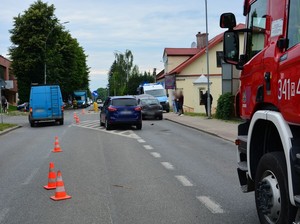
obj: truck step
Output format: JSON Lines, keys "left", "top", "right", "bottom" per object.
{"left": 238, "top": 161, "right": 248, "bottom": 171}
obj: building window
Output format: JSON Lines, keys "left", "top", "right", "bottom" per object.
{"left": 216, "top": 51, "right": 224, "bottom": 67}
{"left": 0, "top": 65, "right": 5, "bottom": 80}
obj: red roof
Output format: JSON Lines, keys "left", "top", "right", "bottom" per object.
{"left": 160, "top": 24, "right": 245, "bottom": 78}
{"left": 164, "top": 48, "right": 200, "bottom": 56}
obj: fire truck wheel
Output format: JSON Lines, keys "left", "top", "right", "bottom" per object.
{"left": 255, "top": 152, "right": 297, "bottom": 224}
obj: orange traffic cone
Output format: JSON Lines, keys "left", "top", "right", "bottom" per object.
{"left": 75, "top": 116, "right": 80, "bottom": 124}
{"left": 44, "top": 162, "right": 56, "bottom": 190}
{"left": 81, "top": 109, "right": 85, "bottom": 115}
{"left": 50, "top": 170, "right": 72, "bottom": 201}
{"left": 52, "top": 136, "right": 62, "bottom": 153}
{"left": 73, "top": 112, "right": 77, "bottom": 119}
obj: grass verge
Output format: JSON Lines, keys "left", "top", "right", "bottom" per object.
{"left": 0, "top": 123, "right": 17, "bottom": 131}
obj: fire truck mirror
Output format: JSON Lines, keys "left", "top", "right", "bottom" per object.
{"left": 223, "top": 31, "right": 239, "bottom": 64}
{"left": 220, "top": 13, "right": 236, "bottom": 29}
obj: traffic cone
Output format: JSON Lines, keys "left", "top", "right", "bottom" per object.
{"left": 52, "top": 136, "right": 62, "bottom": 153}
{"left": 81, "top": 109, "right": 85, "bottom": 115}
{"left": 73, "top": 112, "right": 77, "bottom": 119}
{"left": 44, "top": 162, "right": 56, "bottom": 190}
{"left": 50, "top": 170, "right": 72, "bottom": 201}
{"left": 75, "top": 116, "right": 80, "bottom": 124}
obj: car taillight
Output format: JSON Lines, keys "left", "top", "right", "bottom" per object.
{"left": 29, "top": 108, "right": 32, "bottom": 113}
{"left": 61, "top": 106, "right": 64, "bottom": 112}
{"left": 134, "top": 106, "right": 142, "bottom": 111}
{"left": 108, "top": 106, "right": 117, "bottom": 112}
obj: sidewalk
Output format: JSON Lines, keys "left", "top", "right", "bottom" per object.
{"left": 163, "top": 113, "right": 239, "bottom": 143}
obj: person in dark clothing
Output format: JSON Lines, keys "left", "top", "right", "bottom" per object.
{"left": 1, "top": 95, "right": 8, "bottom": 113}
{"left": 203, "top": 91, "right": 213, "bottom": 116}
{"left": 177, "top": 91, "right": 184, "bottom": 116}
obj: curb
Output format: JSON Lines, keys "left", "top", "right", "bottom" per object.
{"left": 164, "top": 118, "right": 235, "bottom": 143}
{"left": 0, "top": 125, "right": 21, "bottom": 136}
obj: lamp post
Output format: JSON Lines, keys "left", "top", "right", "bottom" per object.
{"left": 204, "top": 0, "right": 211, "bottom": 118}
{"left": 44, "top": 21, "right": 69, "bottom": 84}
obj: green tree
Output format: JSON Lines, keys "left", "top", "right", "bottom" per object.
{"left": 107, "top": 50, "right": 154, "bottom": 95}
{"left": 9, "top": 0, "right": 89, "bottom": 102}
{"left": 96, "top": 88, "right": 108, "bottom": 101}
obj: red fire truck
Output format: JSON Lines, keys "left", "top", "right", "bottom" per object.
{"left": 220, "top": 0, "right": 300, "bottom": 223}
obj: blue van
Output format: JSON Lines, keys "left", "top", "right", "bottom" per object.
{"left": 28, "top": 85, "right": 64, "bottom": 127}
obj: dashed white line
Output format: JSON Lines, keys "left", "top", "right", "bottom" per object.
{"left": 143, "top": 145, "right": 153, "bottom": 150}
{"left": 150, "top": 152, "right": 161, "bottom": 158}
{"left": 22, "top": 168, "right": 39, "bottom": 185}
{"left": 197, "top": 196, "right": 225, "bottom": 214}
{"left": 137, "top": 139, "right": 146, "bottom": 143}
{"left": 175, "top": 175, "right": 194, "bottom": 186}
{"left": 161, "top": 162, "right": 175, "bottom": 170}
{"left": 0, "top": 208, "right": 9, "bottom": 223}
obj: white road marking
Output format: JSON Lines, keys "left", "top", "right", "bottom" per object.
{"left": 175, "top": 175, "right": 194, "bottom": 186}
{"left": 150, "top": 152, "right": 161, "bottom": 158}
{"left": 161, "top": 162, "right": 174, "bottom": 170}
{"left": 137, "top": 139, "right": 146, "bottom": 143}
{"left": 22, "top": 168, "right": 39, "bottom": 185}
{"left": 197, "top": 196, "right": 225, "bottom": 214}
{"left": 143, "top": 145, "right": 153, "bottom": 150}
{"left": 0, "top": 208, "right": 9, "bottom": 223}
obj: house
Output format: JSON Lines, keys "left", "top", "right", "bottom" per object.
{"left": 157, "top": 24, "right": 244, "bottom": 114}
{"left": 0, "top": 55, "right": 18, "bottom": 106}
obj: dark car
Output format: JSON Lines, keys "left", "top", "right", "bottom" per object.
{"left": 135, "top": 94, "right": 163, "bottom": 120}
{"left": 100, "top": 96, "right": 142, "bottom": 130}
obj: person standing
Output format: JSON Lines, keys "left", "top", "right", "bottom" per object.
{"left": 177, "top": 91, "right": 184, "bottom": 116}
{"left": 1, "top": 95, "right": 8, "bottom": 113}
{"left": 203, "top": 91, "right": 213, "bottom": 116}
{"left": 172, "top": 91, "right": 178, "bottom": 113}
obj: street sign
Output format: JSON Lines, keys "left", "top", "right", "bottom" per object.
{"left": 92, "top": 90, "right": 98, "bottom": 97}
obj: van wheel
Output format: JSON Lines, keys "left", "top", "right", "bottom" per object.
{"left": 30, "top": 121, "right": 34, "bottom": 127}
{"left": 255, "top": 152, "right": 297, "bottom": 224}
{"left": 59, "top": 119, "right": 64, "bottom": 125}
{"left": 158, "top": 115, "right": 163, "bottom": 120}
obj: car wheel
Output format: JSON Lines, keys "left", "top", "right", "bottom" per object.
{"left": 105, "top": 119, "right": 111, "bottom": 130}
{"left": 255, "top": 152, "right": 297, "bottom": 224}
{"left": 158, "top": 115, "right": 163, "bottom": 120}
{"left": 136, "top": 123, "right": 142, "bottom": 130}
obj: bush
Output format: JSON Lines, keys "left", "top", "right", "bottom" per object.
{"left": 216, "top": 92, "right": 234, "bottom": 120}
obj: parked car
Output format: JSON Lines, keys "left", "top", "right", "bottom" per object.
{"left": 100, "top": 96, "right": 142, "bottom": 130}
{"left": 17, "top": 102, "right": 29, "bottom": 112}
{"left": 135, "top": 94, "right": 163, "bottom": 120}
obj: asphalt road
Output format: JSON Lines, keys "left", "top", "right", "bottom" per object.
{"left": 0, "top": 110, "right": 259, "bottom": 223}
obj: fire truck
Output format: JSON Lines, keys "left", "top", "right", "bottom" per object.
{"left": 220, "top": 0, "right": 300, "bottom": 223}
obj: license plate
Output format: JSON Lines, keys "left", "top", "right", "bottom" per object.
{"left": 120, "top": 111, "right": 132, "bottom": 115}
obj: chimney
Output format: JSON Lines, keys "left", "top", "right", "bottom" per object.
{"left": 196, "top": 32, "right": 208, "bottom": 49}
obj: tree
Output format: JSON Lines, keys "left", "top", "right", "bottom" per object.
{"left": 107, "top": 50, "right": 154, "bottom": 96}
{"left": 9, "top": 0, "right": 89, "bottom": 102}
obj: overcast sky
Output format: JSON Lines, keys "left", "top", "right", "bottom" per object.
{"left": 0, "top": 0, "right": 244, "bottom": 91}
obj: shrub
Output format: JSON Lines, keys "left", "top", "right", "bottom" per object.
{"left": 216, "top": 92, "right": 234, "bottom": 120}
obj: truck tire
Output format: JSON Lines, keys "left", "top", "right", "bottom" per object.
{"left": 255, "top": 152, "right": 297, "bottom": 224}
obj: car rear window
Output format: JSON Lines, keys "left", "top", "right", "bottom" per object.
{"left": 141, "top": 99, "right": 159, "bottom": 105}
{"left": 112, "top": 98, "right": 137, "bottom": 106}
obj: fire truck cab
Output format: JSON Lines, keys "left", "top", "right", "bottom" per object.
{"left": 220, "top": 0, "right": 300, "bottom": 223}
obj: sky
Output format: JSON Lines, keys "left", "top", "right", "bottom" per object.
{"left": 0, "top": 0, "right": 244, "bottom": 92}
